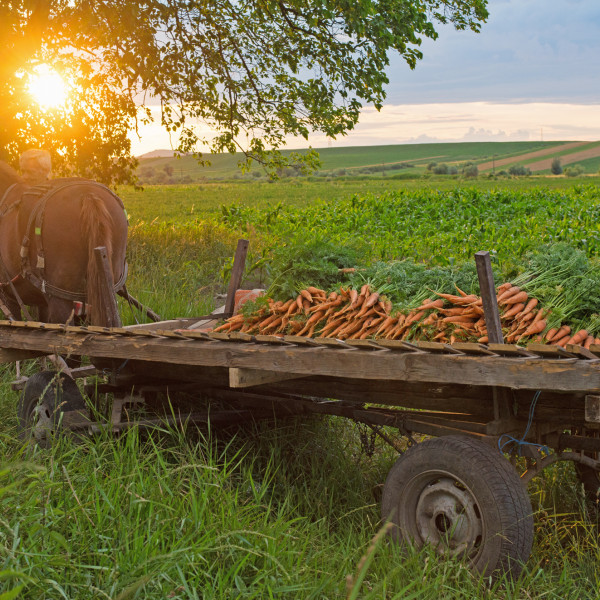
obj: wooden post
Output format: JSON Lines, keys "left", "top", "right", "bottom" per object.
{"left": 224, "top": 239, "right": 249, "bottom": 318}
{"left": 474, "top": 251, "right": 503, "bottom": 344}
{"left": 475, "top": 251, "right": 514, "bottom": 423}
{"left": 93, "top": 246, "right": 122, "bottom": 328}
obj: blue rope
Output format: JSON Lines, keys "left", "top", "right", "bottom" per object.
{"left": 498, "top": 390, "right": 551, "bottom": 456}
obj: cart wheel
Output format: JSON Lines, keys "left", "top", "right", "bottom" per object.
{"left": 17, "top": 371, "right": 87, "bottom": 447}
{"left": 381, "top": 435, "right": 533, "bottom": 579}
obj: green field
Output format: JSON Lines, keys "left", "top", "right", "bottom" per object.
{"left": 136, "top": 141, "right": 600, "bottom": 183}
{"left": 3, "top": 177, "right": 600, "bottom": 597}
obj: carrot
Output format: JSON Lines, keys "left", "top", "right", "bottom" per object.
{"left": 523, "top": 319, "right": 547, "bottom": 337}
{"left": 365, "top": 292, "right": 380, "bottom": 308}
{"left": 375, "top": 316, "right": 396, "bottom": 335}
{"left": 497, "top": 285, "right": 520, "bottom": 303}
{"left": 501, "top": 291, "right": 528, "bottom": 306}
{"left": 567, "top": 329, "right": 588, "bottom": 346}
{"left": 552, "top": 324, "right": 571, "bottom": 340}
{"left": 554, "top": 334, "right": 571, "bottom": 347}
{"left": 451, "top": 294, "right": 479, "bottom": 305}
{"left": 520, "top": 297, "right": 538, "bottom": 316}
{"left": 306, "top": 286, "right": 325, "bottom": 296}
{"left": 262, "top": 317, "right": 283, "bottom": 332}
{"left": 434, "top": 292, "right": 464, "bottom": 303}
{"left": 442, "top": 316, "right": 476, "bottom": 324}
{"left": 417, "top": 298, "right": 444, "bottom": 311}
{"left": 302, "top": 310, "right": 326, "bottom": 329}
{"left": 300, "top": 289, "right": 313, "bottom": 303}
{"left": 544, "top": 327, "right": 558, "bottom": 342}
{"left": 438, "top": 307, "right": 469, "bottom": 317}
{"left": 519, "top": 311, "right": 536, "bottom": 323}
{"left": 478, "top": 335, "right": 489, "bottom": 344}
{"left": 454, "top": 284, "right": 469, "bottom": 297}
{"left": 502, "top": 303, "right": 525, "bottom": 320}
{"left": 422, "top": 313, "right": 439, "bottom": 326}
{"left": 496, "top": 282, "right": 513, "bottom": 294}
{"left": 288, "top": 320, "right": 303, "bottom": 333}
{"left": 584, "top": 335, "right": 594, "bottom": 349}
{"left": 360, "top": 284, "right": 371, "bottom": 297}
{"left": 348, "top": 288, "right": 359, "bottom": 306}
{"left": 295, "top": 294, "right": 303, "bottom": 311}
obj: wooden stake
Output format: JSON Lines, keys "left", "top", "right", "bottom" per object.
{"left": 475, "top": 251, "right": 503, "bottom": 344}
{"left": 224, "top": 239, "right": 249, "bottom": 318}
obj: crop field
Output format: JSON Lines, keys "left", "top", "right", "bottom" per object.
{"left": 2, "top": 177, "right": 600, "bottom": 598}
{"left": 136, "top": 140, "right": 600, "bottom": 182}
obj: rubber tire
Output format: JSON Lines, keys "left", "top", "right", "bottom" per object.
{"left": 17, "top": 371, "right": 87, "bottom": 447}
{"left": 381, "top": 435, "right": 533, "bottom": 580}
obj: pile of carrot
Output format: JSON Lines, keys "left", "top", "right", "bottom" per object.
{"left": 212, "top": 283, "right": 600, "bottom": 347}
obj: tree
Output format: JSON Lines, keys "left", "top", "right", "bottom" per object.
{"left": 508, "top": 165, "right": 531, "bottom": 177}
{"left": 550, "top": 157, "right": 562, "bottom": 175}
{"left": 463, "top": 164, "right": 478, "bottom": 178}
{"left": 1, "top": 1, "right": 488, "bottom": 184}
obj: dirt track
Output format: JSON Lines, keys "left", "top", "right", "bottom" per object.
{"left": 477, "top": 142, "right": 589, "bottom": 171}
{"left": 526, "top": 145, "right": 600, "bottom": 172}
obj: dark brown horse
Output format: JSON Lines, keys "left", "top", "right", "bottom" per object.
{"left": 0, "top": 160, "right": 128, "bottom": 326}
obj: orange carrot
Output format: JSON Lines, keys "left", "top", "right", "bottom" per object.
{"left": 553, "top": 324, "right": 571, "bottom": 340}
{"left": 584, "top": 335, "right": 594, "bottom": 349}
{"left": 300, "top": 289, "right": 313, "bottom": 303}
{"left": 502, "top": 303, "right": 525, "bottom": 319}
{"left": 523, "top": 319, "right": 547, "bottom": 337}
{"left": 478, "top": 335, "right": 489, "bottom": 343}
{"left": 567, "top": 329, "right": 588, "bottom": 345}
{"left": 496, "top": 282, "right": 513, "bottom": 294}
{"left": 365, "top": 292, "right": 380, "bottom": 308}
{"left": 520, "top": 297, "right": 538, "bottom": 316}
{"left": 418, "top": 298, "right": 445, "bottom": 311}
{"left": 497, "top": 286, "right": 520, "bottom": 303}
{"left": 554, "top": 334, "right": 571, "bottom": 347}
{"left": 442, "top": 316, "right": 476, "bottom": 324}
{"left": 306, "top": 286, "right": 325, "bottom": 296}
{"left": 544, "top": 328, "right": 558, "bottom": 342}
{"left": 501, "top": 291, "right": 528, "bottom": 306}
{"left": 454, "top": 284, "right": 469, "bottom": 297}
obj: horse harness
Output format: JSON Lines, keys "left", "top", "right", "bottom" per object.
{"left": 0, "top": 178, "right": 128, "bottom": 305}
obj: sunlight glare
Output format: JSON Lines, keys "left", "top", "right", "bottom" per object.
{"left": 27, "top": 64, "right": 68, "bottom": 109}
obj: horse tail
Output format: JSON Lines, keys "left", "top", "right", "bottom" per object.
{"left": 80, "top": 193, "right": 115, "bottom": 326}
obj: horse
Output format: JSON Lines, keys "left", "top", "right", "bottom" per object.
{"left": 0, "top": 160, "right": 128, "bottom": 326}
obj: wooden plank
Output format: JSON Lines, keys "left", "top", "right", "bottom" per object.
{"left": 413, "top": 341, "right": 463, "bottom": 354}
{"left": 229, "top": 367, "right": 305, "bottom": 388}
{"left": 475, "top": 251, "right": 503, "bottom": 344}
{"left": 1, "top": 325, "right": 599, "bottom": 392}
{"left": 0, "top": 348, "right": 47, "bottom": 364}
{"left": 93, "top": 246, "right": 122, "bottom": 328}
{"left": 487, "top": 343, "right": 538, "bottom": 357}
{"left": 566, "top": 344, "right": 600, "bottom": 361}
{"left": 526, "top": 343, "right": 577, "bottom": 358}
{"left": 452, "top": 342, "right": 498, "bottom": 356}
{"left": 224, "top": 239, "right": 249, "bottom": 317}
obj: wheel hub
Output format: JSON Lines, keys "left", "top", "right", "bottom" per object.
{"left": 31, "top": 402, "right": 53, "bottom": 444}
{"left": 415, "top": 476, "right": 482, "bottom": 557}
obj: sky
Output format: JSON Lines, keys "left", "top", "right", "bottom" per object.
{"left": 129, "top": 0, "right": 600, "bottom": 155}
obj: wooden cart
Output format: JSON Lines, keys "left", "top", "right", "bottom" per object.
{"left": 3, "top": 317, "right": 600, "bottom": 579}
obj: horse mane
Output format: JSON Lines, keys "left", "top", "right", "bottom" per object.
{"left": 0, "top": 160, "right": 22, "bottom": 185}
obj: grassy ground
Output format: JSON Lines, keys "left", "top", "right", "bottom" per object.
{"left": 3, "top": 177, "right": 600, "bottom": 597}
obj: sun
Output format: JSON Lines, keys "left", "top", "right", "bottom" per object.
{"left": 26, "top": 64, "right": 68, "bottom": 110}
